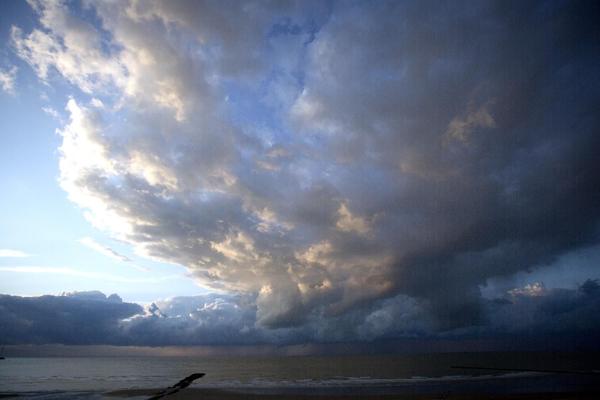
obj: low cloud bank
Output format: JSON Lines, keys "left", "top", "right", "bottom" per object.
{"left": 0, "top": 291, "right": 141, "bottom": 344}
{"left": 1, "top": 284, "right": 599, "bottom": 350}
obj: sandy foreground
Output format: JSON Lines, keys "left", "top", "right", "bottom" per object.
{"left": 105, "top": 388, "right": 600, "bottom": 400}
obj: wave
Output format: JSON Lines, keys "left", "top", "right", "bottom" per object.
{"left": 194, "top": 371, "right": 543, "bottom": 389}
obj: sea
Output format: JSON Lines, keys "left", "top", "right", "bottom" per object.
{"left": 1, "top": 352, "right": 599, "bottom": 399}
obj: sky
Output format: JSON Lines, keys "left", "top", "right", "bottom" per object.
{"left": 0, "top": 0, "right": 599, "bottom": 350}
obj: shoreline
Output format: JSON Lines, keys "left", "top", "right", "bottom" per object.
{"left": 2, "top": 373, "right": 599, "bottom": 399}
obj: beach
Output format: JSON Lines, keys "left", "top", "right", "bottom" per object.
{"left": 1, "top": 353, "right": 599, "bottom": 399}
{"left": 105, "top": 388, "right": 600, "bottom": 400}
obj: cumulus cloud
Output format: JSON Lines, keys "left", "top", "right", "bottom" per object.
{"left": 9, "top": 0, "right": 600, "bottom": 343}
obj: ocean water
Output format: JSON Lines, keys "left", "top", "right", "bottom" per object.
{"left": 1, "top": 352, "right": 599, "bottom": 398}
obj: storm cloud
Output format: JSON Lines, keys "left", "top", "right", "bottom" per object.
{"left": 4, "top": 0, "right": 600, "bottom": 345}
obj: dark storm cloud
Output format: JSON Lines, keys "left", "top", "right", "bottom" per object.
{"left": 292, "top": 0, "right": 600, "bottom": 328}
{"left": 477, "top": 280, "right": 600, "bottom": 350}
{"left": 0, "top": 291, "right": 141, "bottom": 344}
{"left": 8, "top": 0, "right": 600, "bottom": 345}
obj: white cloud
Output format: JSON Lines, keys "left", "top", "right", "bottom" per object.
{"left": 508, "top": 282, "right": 546, "bottom": 297}
{"left": 336, "top": 202, "right": 371, "bottom": 236}
{"left": 79, "top": 237, "right": 148, "bottom": 272}
{"left": 11, "top": 0, "right": 127, "bottom": 94}
{"left": 42, "top": 106, "right": 60, "bottom": 119}
{"left": 90, "top": 98, "right": 104, "bottom": 108}
{"left": 0, "top": 249, "right": 30, "bottom": 258}
{"left": 0, "top": 66, "right": 17, "bottom": 94}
